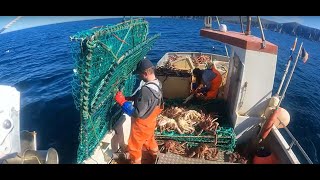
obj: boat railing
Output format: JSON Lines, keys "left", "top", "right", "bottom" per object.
{"left": 167, "top": 52, "right": 229, "bottom": 61}
{"left": 278, "top": 118, "right": 313, "bottom": 164}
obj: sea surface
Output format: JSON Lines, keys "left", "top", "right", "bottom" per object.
{"left": 0, "top": 18, "right": 319, "bottom": 164}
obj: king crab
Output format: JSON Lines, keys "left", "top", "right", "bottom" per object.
{"left": 228, "top": 152, "right": 248, "bottom": 164}
{"left": 159, "top": 107, "right": 202, "bottom": 134}
{"left": 176, "top": 116, "right": 195, "bottom": 134}
{"left": 204, "top": 147, "right": 219, "bottom": 161}
{"left": 188, "top": 143, "right": 209, "bottom": 159}
{"left": 156, "top": 114, "right": 183, "bottom": 134}
{"left": 188, "top": 143, "right": 219, "bottom": 161}
{"left": 158, "top": 140, "right": 187, "bottom": 155}
{"left": 162, "top": 106, "right": 185, "bottom": 119}
{"left": 196, "top": 114, "right": 219, "bottom": 136}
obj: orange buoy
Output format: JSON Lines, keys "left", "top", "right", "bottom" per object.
{"left": 260, "top": 108, "right": 281, "bottom": 141}
{"left": 274, "top": 108, "right": 290, "bottom": 128}
{"left": 253, "top": 147, "right": 277, "bottom": 164}
{"left": 260, "top": 107, "right": 290, "bottom": 142}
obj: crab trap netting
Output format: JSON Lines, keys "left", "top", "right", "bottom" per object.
{"left": 70, "top": 18, "right": 160, "bottom": 163}
{"left": 155, "top": 98, "right": 236, "bottom": 152}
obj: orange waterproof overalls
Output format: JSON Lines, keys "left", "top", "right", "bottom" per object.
{"left": 204, "top": 67, "right": 222, "bottom": 100}
{"left": 127, "top": 85, "right": 163, "bottom": 164}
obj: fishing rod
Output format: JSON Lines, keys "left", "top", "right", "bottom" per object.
{"left": 258, "top": 42, "right": 303, "bottom": 147}
{"left": 276, "top": 37, "right": 298, "bottom": 96}
{"left": 0, "top": 16, "right": 22, "bottom": 34}
{"left": 277, "top": 42, "right": 303, "bottom": 109}
{"left": 257, "top": 43, "right": 304, "bottom": 144}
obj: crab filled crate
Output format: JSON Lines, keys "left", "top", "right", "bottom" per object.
{"left": 155, "top": 99, "right": 236, "bottom": 161}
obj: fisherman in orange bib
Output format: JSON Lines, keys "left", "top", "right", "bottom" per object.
{"left": 114, "top": 58, "right": 163, "bottom": 164}
{"left": 192, "top": 66, "right": 222, "bottom": 100}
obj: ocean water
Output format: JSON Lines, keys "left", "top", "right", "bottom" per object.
{"left": 0, "top": 18, "right": 319, "bottom": 164}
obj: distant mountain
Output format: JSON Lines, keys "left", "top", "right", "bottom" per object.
{"left": 264, "top": 22, "right": 320, "bottom": 41}
{"left": 161, "top": 16, "right": 320, "bottom": 42}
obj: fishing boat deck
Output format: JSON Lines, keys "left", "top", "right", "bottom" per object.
{"left": 156, "top": 152, "right": 238, "bottom": 164}
{"left": 109, "top": 151, "right": 240, "bottom": 164}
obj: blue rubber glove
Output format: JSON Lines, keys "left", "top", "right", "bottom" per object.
{"left": 199, "top": 87, "right": 208, "bottom": 93}
{"left": 192, "top": 83, "right": 198, "bottom": 90}
{"left": 121, "top": 101, "right": 135, "bottom": 116}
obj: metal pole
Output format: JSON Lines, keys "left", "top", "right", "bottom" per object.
{"left": 239, "top": 16, "right": 244, "bottom": 33}
{"left": 245, "top": 16, "right": 251, "bottom": 35}
{"left": 257, "top": 16, "right": 266, "bottom": 48}
{"left": 277, "top": 42, "right": 303, "bottom": 109}
{"left": 276, "top": 37, "right": 298, "bottom": 96}
{"left": 215, "top": 16, "right": 220, "bottom": 26}
{"left": 215, "top": 16, "right": 229, "bottom": 57}
{"left": 276, "top": 61, "right": 292, "bottom": 96}
{"left": 224, "top": 45, "right": 229, "bottom": 57}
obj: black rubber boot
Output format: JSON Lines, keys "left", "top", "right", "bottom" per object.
{"left": 112, "top": 152, "right": 129, "bottom": 160}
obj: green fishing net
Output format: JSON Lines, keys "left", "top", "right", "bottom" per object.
{"left": 70, "top": 18, "right": 160, "bottom": 163}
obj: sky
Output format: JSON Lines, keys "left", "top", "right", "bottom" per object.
{"left": 0, "top": 16, "right": 160, "bottom": 34}
{"left": 1, "top": 16, "right": 320, "bottom": 34}
{"left": 262, "top": 16, "right": 320, "bottom": 29}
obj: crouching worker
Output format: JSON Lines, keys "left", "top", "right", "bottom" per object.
{"left": 192, "top": 66, "right": 222, "bottom": 100}
{"left": 114, "top": 58, "right": 164, "bottom": 164}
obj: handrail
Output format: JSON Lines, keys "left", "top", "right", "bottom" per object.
{"left": 245, "top": 16, "right": 251, "bottom": 35}
{"left": 277, "top": 118, "right": 313, "bottom": 164}
{"left": 239, "top": 16, "right": 244, "bottom": 33}
{"left": 257, "top": 16, "right": 266, "bottom": 49}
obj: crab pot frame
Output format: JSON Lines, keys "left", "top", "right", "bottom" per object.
{"left": 155, "top": 127, "right": 236, "bottom": 152}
